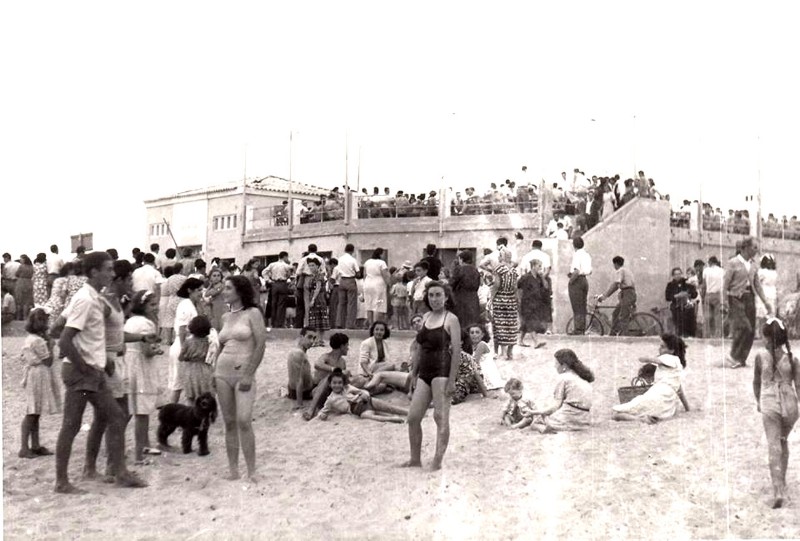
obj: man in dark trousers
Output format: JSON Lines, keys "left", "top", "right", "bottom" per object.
{"left": 596, "top": 256, "right": 636, "bottom": 336}
{"left": 567, "top": 237, "right": 592, "bottom": 334}
{"left": 723, "top": 236, "right": 773, "bottom": 368}
{"left": 421, "top": 243, "right": 443, "bottom": 281}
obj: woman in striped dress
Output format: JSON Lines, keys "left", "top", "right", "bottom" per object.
{"left": 491, "top": 250, "right": 519, "bottom": 360}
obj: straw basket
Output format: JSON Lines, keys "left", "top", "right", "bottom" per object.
{"left": 617, "top": 376, "right": 651, "bottom": 404}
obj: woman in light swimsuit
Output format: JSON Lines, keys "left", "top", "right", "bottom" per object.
{"left": 216, "top": 275, "right": 268, "bottom": 483}
{"left": 403, "top": 281, "right": 461, "bottom": 471}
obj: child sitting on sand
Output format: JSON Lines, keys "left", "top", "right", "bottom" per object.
{"left": 315, "top": 368, "right": 409, "bottom": 423}
{"left": 179, "top": 315, "right": 218, "bottom": 403}
{"left": 501, "top": 378, "right": 537, "bottom": 429}
{"left": 19, "top": 308, "right": 61, "bottom": 458}
{"left": 530, "top": 349, "right": 594, "bottom": 433}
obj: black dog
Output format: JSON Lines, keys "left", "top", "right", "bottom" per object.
{"left": 157, "top": 393, "right": 217, "bottom": 456}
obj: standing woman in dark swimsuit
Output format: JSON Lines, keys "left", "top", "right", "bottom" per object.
{"left": 403, "top": 281, "right": 461, "bottom": 470}
{"left": 216, "top": 276, "right": 268, "bottom": 483}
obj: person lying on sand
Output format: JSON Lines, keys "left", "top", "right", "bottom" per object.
{"left": 530, "top": 349, "right": 594, "bottom": 434}
{"left": 612, "top": 333, "right": 690, "bottom": 424}
{"left": 314, "top": 369, "right": 408, "bottom": 423}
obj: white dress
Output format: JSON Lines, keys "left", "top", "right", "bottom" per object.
{"left": 168, "top": 298, "right": 197, "bottom": 391}
{"left": 362, "top": 259, "right": 388, "bottom": 313}
{"left": 613, "top": 354, "right": 683, "bottom": 420}
{"left": 756, "top": 268, "right": 777, "bottom": 319}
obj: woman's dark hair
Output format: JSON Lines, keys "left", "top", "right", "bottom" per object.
{"left": 329, "top": 332, "right": 349, "bottom": 350}
{"left": 177, "top": 277, "right": 204, "bottom": 298}
{"left": 188, "top": 315, "right": 212, "bottom": 338}
{"left": 225, "top": 275, "right": 258, "bottom": 309}
{"left": 25, "top": 308, "right": 49, "bottom": 335}
{"left": 113, "top": 259, "right": 133, "bottom": 281}
{"left": 371, "top": 247, "right": 384, "bottom": 260}
{"left": 163, "top": 265, "right": 175, "bottom": 279}
{"left": 369, "top": 320, "right": 391, "bottom": 340}
{"left": 660, "top": 333, "right": 687, "bottom": 368}
{"left": 762, "top": 318, "right": 794, "bottom": 379}
{"left": 415, "top": 261, "right": 429, "bottom": 272}
{"left": 466, "top": 322, "right": 491, "bottom": 343}
{"left": 422, "top": 280, "right": 455, "bottom": 311}
{"left": 34, "top": 253, "right": 47, "bottom": 264}
{"left": 129, "top": 290, "right": 154, "bottom": 316}
{"left": 19, "top": 254, "right": 32, "bottom": 266}
{"left": 59, "top": 262, "right": 74, "bottom": 278}
{"left": 457, "top": 250, "right": 473, "bottom": 265}
{"left": 306, "top": 256, "right": 322, "bottom": 268}
{"left": 329, "top": 367, "right": 349, "bottom": 386}
{"left": 460, "top": 329, "right": 473, "bottom": 355}
{"left": 554, "top": 348, "right": 595, "bottom": 383}
{"left": 760, "top": 255, "right": 776, "bottom": 270}
{"left": 172, "top": 262, "right": 184, "bottom": 275}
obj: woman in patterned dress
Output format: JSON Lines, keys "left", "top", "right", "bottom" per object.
{"left": 64, "top": 259, "right": 87, "bottom": 308}
{"left": 15, "top": 254, "right": 34, "bottom": 320}
{"left": 32, "top": 253, "right": 49, "bottom": 307}
{"left": 451, "top": 330, "right": 489, "bottom": 405}
{"left": 306, "top": 257, "right": 330, "bottom": 338}
{"left": 43, "top": 262, "right": 74, "bottom": 328}
{"left": 490, "top": 249, "right": 519, "bottom": 360}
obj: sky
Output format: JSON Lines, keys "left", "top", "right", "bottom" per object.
{"left": 2, "top": 1, "right": 800, "bottom": 257}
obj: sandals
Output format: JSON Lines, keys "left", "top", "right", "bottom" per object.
{"left": 33, "top": 446, "right": 54, "bottom": 456}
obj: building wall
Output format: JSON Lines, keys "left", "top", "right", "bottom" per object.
{"left": 145, "top": 205, "right": 173, "bottom": 249}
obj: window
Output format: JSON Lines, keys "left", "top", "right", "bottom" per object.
{"left": 149, "top": 223, "right": 168, "bottom": 237}
{"left": 213, "top": 214, "right": 239, "bottom": 231}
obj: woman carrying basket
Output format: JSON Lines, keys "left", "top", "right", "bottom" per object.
{"left": 612, "top": 333, "right": 690, "bottom": 423}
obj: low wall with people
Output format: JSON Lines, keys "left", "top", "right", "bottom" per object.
{"left": 549, "top": 198, "right": 672, "bottom": 333}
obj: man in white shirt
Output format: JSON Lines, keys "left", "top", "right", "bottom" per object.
{"left": 701, "top": 255, "right": 725, "bottom": 338}
{"left": 47, "top": 244, "right": 65, "bottom": 296}
{"left": 263, "top": 251, "right": 293, "bottom": 328}
{"left": 150, "top": 243, "right": 164, "bottom": 270}
{"left": 336, "top": 243, "right": 360, "bottom": 329}
{"left": 131, "top": 253, "right": 164, "bottom": 320}
{"left": 55, "top": 251, "right": 146, "bottom": 493}
{"left": 554, "top": 223, "right": 570, "bottom": 240}
{"left": 568, "top": 237, "right": 592, "bottom": 335}
{"left": 518, "top": 240, "right": 552, "bottom": 277}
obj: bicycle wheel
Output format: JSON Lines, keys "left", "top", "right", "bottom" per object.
{"left": 627, "top": 312, "right": 663, "bottom": 336}
{"left": 565, "top": 314, "right": 604, "bottom": 336}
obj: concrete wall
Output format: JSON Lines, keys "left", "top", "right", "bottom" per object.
{"left": 548, "top": 198, "right": 672, "bottom": 333}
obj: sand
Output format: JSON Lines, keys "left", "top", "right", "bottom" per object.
{"left": 3, "top": 322, "right": 800, "bottom": 540}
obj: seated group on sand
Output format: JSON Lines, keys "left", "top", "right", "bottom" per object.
{"left": 284, "top": 317, "right": 694, "bottom": 430}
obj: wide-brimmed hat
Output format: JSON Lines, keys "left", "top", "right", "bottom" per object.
{"left": 401, "top": 260, "right": 413, "bottom": 270}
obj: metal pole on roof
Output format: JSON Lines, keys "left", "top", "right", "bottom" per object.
{"left": 757, "top": 135, "right": 762, "bottom": 244}
{"left": 288, "top": 131, "right": 294, "bottom": 232}
{"left": 241, "top": 145, "right": 249, "bottom": 248}
{"left": 344, "top": 132, "right": 350, "bottom": 225}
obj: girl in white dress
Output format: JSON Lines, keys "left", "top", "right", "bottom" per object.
{"left": 613, "top": 333, "right": 691, "bottom": 423}
{"left": 756, "top": 255, "right": 778, "bottom": 338}
{"left": 18, "top": 308, "right": 60, "bottom": 458}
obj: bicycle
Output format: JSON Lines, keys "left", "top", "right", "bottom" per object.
{"left": 565, "top": 298, "right": 663, "bottom": 337}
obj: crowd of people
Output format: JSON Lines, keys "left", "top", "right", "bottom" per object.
{"left": 2, "top": 233, "right": 798, "bottom": 509}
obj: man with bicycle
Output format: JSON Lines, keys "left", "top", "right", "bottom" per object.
{"left": 596, "top": 255, "right": 636, "bottom": 336}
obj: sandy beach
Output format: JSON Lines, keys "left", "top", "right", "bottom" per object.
{"left": 3, "top": 322, "right": 799, "bottom": 540}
